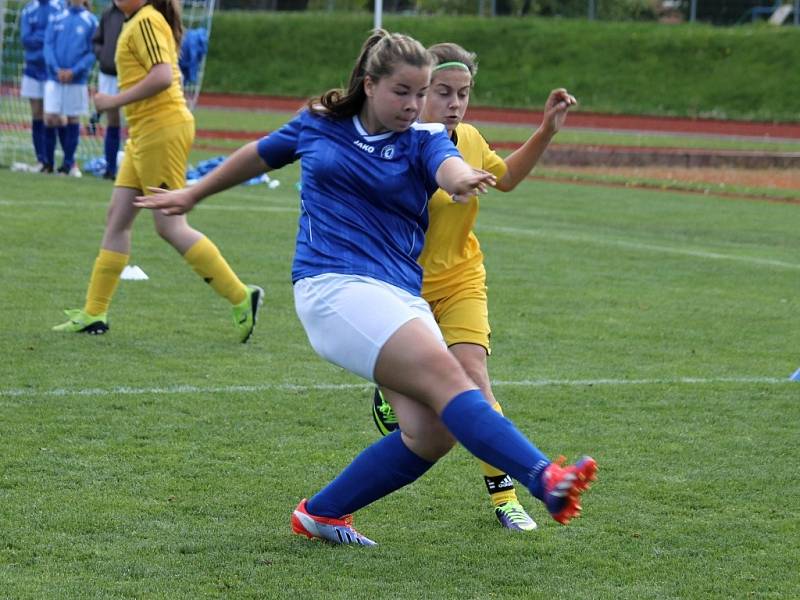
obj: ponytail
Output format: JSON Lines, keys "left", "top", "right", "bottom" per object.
{"left": 148, "top": 0, "right": 183, "bottom": 45}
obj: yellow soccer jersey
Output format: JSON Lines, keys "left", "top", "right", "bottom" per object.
{"left": 420, "top": 122, "right": 508, "bottom": 300}
{"left": 115, "top": 5, "right": 192, "bottom": 136}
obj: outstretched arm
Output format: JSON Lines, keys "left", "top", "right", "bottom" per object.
{"left": 435, "top": 157, "right": 496, "bottom": 203}
{"left": 495, "top": 88, "right": 576, "bottom": 192}
{"left": 134, "top": 141, "right": 271, "bottom": 215}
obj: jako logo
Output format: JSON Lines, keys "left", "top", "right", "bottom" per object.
{"left": 381, "top": 145, "right": 395, "bottom": 160}
{"left": 353, "top": 140, "right": 375, "bottom": 153}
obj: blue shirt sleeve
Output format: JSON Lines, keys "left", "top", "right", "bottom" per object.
{"left": 21, "top": 6, "right": 40, "bottom": 51}
{"left": 256, "top": 114, "right": 303, "bottom": 169}
{"left": 419, "top": 126, "right": 463, "bottom": 195}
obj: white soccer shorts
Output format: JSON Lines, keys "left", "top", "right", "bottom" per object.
{"left": 294, "top": 273, "right": 445, "bottom": 382}
{"left": 44, "top": 80, "right": 89, "bottom": 116}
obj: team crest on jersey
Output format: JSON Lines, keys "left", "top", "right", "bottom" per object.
{"left": 380, "top": 145, "right": 395, "bottom": 160}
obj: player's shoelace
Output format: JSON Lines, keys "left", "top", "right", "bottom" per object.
{"left": 495, "top": 501, "right": 537, "bottom": 531}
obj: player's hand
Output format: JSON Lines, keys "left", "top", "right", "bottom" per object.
{"left": 93, "top": 92, "right": 114, "bottom": 112}
{"left": 451, "top": 168, "right": 496, "bottom": 203}
{"left": 57, "top": 68, "right": 73, "bottom": 83}
{"left": 542, "top": 88, "right": 577, "bottom": 136}
{"left": 133, "top": 187, "right": 198, "bottom": 216}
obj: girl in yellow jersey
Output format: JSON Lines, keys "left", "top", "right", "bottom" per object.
{"left": 373, "top": 42, "right": 576, "bottom": 531}
{"left": 53, "top": 0, "right": 263, "bottom": 342}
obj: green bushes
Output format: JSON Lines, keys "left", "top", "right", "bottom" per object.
{"left": 204, "top": 12, "right": 800, "bottom": 121}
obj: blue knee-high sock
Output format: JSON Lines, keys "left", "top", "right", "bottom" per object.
{"left": 44, "top": 126, "right": 57, "bottom": 167}
{"left": 104, "top": 126, "right": 120, "bottom": 174}
{"left": 440, "top": 389, "right": 551, "bottom": 500}
{"left": 307, "top": 430, "right": 434, "bottom": 518}
{"left": 57, "top": 125, "right": 68, "bottom": 156}
{"left": 32, "top": 119, "right": 45, "bottom": 163}
{"left": 61, "top": 123, "right": 80, "bottom": 168}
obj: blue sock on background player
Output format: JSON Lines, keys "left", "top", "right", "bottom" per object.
{"left": 307, "top": 430, "right": 433, "bottom": 518}
{"left": 61, "top": 122, "right": 80, "bottom": 168}
{"left": 32, "top": 119, "right": 45, "bottom": 164}
{"left": 104, "top": 125, "right": 120, "bottom": 175}
{"left": 44, "top": 126, "right": 57, "bottom": 168}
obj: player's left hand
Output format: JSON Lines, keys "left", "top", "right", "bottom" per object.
{"left": 134, "top": 187, "right": 198, "bottom": 216}
{"left": 542, "top": 88, "right": 577, "bottom": 135}
{"left": 57, "top": 69, "right": 73, "bottom": 83}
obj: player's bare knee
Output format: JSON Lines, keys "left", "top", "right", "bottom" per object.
{"left": 401, "top": 425, "right": 455, "bottom": 462}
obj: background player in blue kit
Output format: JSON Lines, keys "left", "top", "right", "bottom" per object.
{"left": 42, "top": 0, "right": 97, "bottom": 176}
{"left": 135, "top": 29, "right": 597, "bottom": 546}
{"left": 19, "top": 0, "right": 63, "bottom": 171}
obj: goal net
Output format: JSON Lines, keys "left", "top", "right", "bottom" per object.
{"left": 0, "top": 0, "right": 214, "bottom": 169}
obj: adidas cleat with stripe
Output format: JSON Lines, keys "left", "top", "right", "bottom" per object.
{"left": 291, "top": 499, "right": 376, "bottom": 546}
{"left": 495, "top": 500, "right": 537, "bottom": 531}
{"left": 232, "top": 284, "right": 264, "bottom": 343}
{"left": 541, "top": 456, "right": 598, "bottom": 525}
{"left": 52, "top": 309, "right": 108, "bottom": 335}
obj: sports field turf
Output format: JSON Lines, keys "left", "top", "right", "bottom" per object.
{"left": 1, "top": 121, "right": 798, "bottom": 598}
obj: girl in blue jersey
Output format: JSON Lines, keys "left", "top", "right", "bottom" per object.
{"left": 20, "top": 0, "right": 63, "bottom": 170}
{"left": 135, "top": 29, "right": 597, "bottom": 546}
{"left": 42, "top": 0, "right": 97, "bottom": 175}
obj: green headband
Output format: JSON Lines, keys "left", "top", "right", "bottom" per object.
{"left": 433, "top": 61, "right": 470, "bottom": 73}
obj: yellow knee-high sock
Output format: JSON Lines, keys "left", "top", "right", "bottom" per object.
{"left": 479, "top": 401, "right": 520, "bottom": 507}
{"left": 183, "top": 237, "right": 247, "bottom": 305}
{"left": 84, "top": 249, "right": 129, "bottom": 316}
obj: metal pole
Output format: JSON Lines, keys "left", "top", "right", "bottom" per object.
{"left": 374, "top": 0, "right": 382, "bottom": 30}
{"left": 794, "top": 0, "right": 799, "bottom": 25}
{"left": 690, "top": 0, "right": 697, "bottom": 22}
{"left": 588, "top": 0, "right": 596, "bottom": 19}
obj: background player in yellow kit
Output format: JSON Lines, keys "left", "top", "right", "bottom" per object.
{"left": 53, "top": 0, "right": 262, "bottom": 341}
{"left": 373, "top": 42, "right": 577, "bottom": 531}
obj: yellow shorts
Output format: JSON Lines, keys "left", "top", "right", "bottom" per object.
{"left": 428, "top": 284, "right": 491, "bottom": 354}
{"left": 116, "top": 120, "right": 194, "bottom": 193}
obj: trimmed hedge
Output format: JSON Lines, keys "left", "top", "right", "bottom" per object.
{"left": 204, "top": 12, "right": 800, "bottom": 121}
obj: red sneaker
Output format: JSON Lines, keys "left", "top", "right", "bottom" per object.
{"left": 291, "top": 499, "right": 377, "bottom": 546}
{"left": 542, "top": 456, "right": 598, "bottom": 525}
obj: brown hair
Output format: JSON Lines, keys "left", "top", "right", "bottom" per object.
{"left": 149, "top": 0, "right": 183, "bottom": 45}
{"left": 309, "top": 29, "right": 433, "bottom": 118}
{"left": 428, "top": 42, "right": 478, "bottom": 82}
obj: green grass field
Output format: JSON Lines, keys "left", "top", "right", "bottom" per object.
{"left": 1, "top": 115, "right": 799, "bottom": 599}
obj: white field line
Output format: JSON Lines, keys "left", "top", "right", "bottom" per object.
{"left": 0, "top": 376, "right": 791, "bottom": 399}
{"left": 480, "top": 225, "right": 800, "bottom": 271}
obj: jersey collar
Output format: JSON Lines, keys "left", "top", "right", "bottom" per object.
{"left": 352, "top": 115, "right": 395, "bottom": 143}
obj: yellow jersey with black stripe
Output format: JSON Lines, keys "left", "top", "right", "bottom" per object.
{"left": 419, "top": 122, "right": 508, "bottom": 300}
{"left": 115, "top": 5, "right": 192, "bottom": 136}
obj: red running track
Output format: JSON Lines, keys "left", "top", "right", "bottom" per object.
{"left": 198, "top": 92, "right": 800, "bottom": 139}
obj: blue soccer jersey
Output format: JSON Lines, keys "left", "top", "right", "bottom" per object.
{"left": 257, "top": 110, "right": 461, "bottom": 296}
